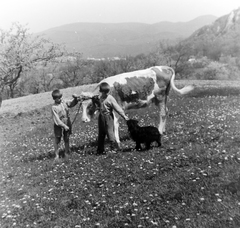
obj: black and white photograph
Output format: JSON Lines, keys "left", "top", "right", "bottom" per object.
{"left": 1, "top": 0, "right": 240, "bottom": 227}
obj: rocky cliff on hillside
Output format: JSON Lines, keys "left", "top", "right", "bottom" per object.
{"left": 190, "top": 7, "right": 240, "bottom": 39}
{"left": 183, "top": 7, "right": 240, "bottom": 59}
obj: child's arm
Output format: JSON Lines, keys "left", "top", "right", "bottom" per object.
{"left": 52, "top": 107, "right": 69, "bottom": 131}
{"left": 110, "top": 96, "right": 129, "bottom": 121}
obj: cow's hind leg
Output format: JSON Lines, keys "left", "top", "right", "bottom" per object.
{"left": 157, "top": 101, "right": 168, "bottom": 134}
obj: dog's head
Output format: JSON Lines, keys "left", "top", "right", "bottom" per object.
{"left": 126, "top": 119, "right": 139, "bottom": 130}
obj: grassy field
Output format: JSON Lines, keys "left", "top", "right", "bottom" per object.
{"left": 1, "top": 80, "right": 240, "bottom": 228}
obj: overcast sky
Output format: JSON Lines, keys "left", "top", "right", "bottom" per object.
{"left": 0, "top": 0, "right": 240, "bottom": 33}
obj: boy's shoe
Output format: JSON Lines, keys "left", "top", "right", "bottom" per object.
{"left": 109, "top": 142, "right": 121, "bottom": 153}
{"left": 53, "top": 157, "right": 61, "bottom": 163}
{"left": 116, "top": 143, "right": 122, "bottom": 150}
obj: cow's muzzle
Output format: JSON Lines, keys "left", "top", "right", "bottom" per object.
{"left": 82, "top": 117, "right": 90, "bottom": 123}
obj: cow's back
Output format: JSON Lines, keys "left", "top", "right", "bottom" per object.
{"left": 101, "top": 67, "right": 173, "bottom": 105}
{"left": 101, "top": 68, "right": 156, "bottom": 87}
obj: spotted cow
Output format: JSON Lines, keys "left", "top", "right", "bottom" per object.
{"left": 81, "top": 66, "right": 194, "bottom": 146}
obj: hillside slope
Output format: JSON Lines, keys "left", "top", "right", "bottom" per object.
{"left": 39, "top": 15, "right": 217, "bottom": 58}
{"left": 2, "top": 80, "right": 240, "bottom": 117}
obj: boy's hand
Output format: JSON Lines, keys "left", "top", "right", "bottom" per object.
{"left": 64, "top": 125, "right": 69, "bottom": 131}
{"left": 125, "top": 116, "right": 129, "bottom": 121}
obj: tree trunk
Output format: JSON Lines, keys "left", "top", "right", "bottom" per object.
{"left": 9, "top": 85, "right": 14, "bottom": 98}
{"left": 0, "top": 94, "right": 2, "bottom": 107}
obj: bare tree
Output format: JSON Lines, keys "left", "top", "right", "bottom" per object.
{"left": 59, "top": 52, "right": 86, "bottom": 87}
{"left": 0, "top": 22, "right": 64, "bottom": 98}
{"left": 155, "top": 40, "right": 192, "bottom": 76}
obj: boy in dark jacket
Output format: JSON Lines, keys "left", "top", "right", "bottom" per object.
{"left": 96, "top": 82, "right": 128, "bottom": 155}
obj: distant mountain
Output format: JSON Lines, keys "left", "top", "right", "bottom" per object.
{"left": 39, "top": 15, "right": 217, "bottom": 58}
{"left": 184, "top": 7, "right": 240, "bottom": 58}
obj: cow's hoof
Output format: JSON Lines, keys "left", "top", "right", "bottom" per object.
{"left": 54, "top": 157, "right": 61, "bottom": 163}
{"left": 116, "top": 143, "right": 121, "bottom": 149}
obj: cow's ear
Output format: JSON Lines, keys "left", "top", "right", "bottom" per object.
{"left": 92, "top": 95, "right": 100, "bottom": 107}
{"left": 92, "top": 95, "right": 99, "bottom": 99}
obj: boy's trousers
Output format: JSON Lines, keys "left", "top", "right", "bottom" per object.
{"left": 97, "top": 113, "right": 117, "bottom": 154}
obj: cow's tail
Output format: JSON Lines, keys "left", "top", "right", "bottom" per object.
{"left": 170, "top": 68, "right": 194, "bottom": 95}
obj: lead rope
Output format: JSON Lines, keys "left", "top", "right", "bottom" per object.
{"left": 71, "top": 101, "right": 83, "bottom": 126}
{"left": 60, "top": 101, "right": 66, "bottom": 141}
{"left": 71, "top": 95, "right": 94, "bottom": 126}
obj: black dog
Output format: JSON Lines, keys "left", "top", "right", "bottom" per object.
{"left": 126, "top": 119, "right": 161, "bottom": 150}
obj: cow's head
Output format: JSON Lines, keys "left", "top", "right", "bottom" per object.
{"left": 81, "top": 92, "right": 100, "bottom": 122}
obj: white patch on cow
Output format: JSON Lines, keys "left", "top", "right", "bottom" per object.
{"left": 81, "top": 91, "right": 95, "bottom": 98}
{"left": 101, "top": 68, "right": 156, "bottom": 87}
{"left": 81, "top": 101, "right": 91, "bottom": 122}
{"left": 81, "top": 91, "right": 95, "bottom": 122}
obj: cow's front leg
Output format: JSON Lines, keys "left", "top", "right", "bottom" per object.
{"left": 113, "top": 114, "right": 120, "bottom": 147}
{"left": 157, "top": 101, "right": 168, "bottom": 134}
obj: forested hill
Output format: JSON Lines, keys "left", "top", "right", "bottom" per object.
{"left": 183, "top": 7, "right": 240, "bottom": 59}
{"left": 39, "top": 15, "right": 217, "bottom": 58}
